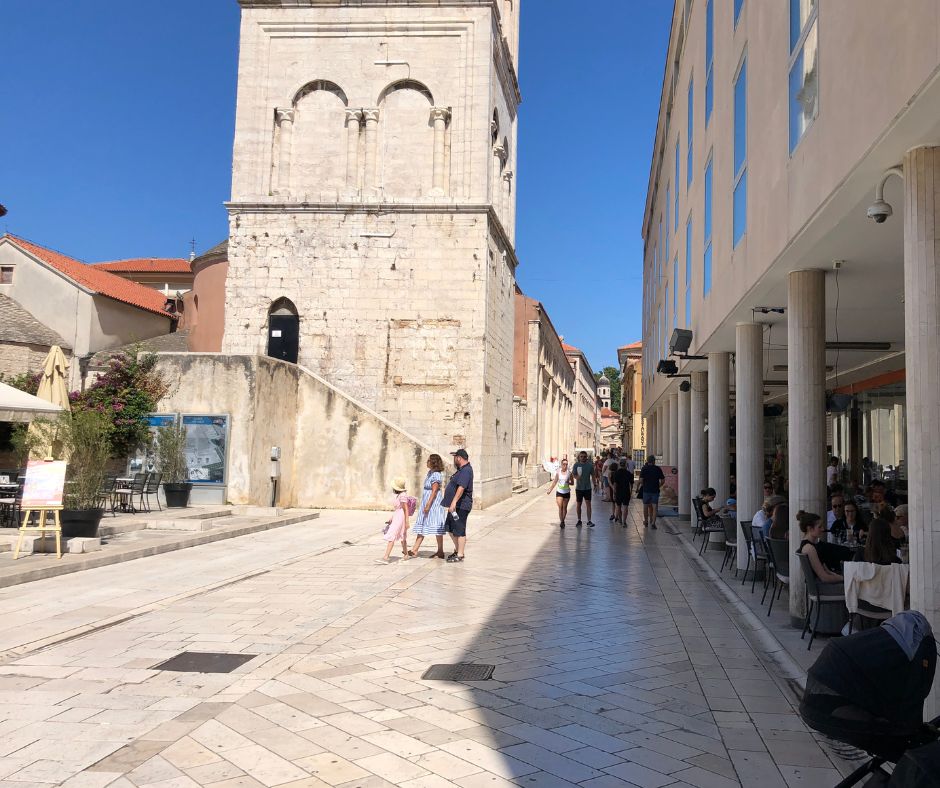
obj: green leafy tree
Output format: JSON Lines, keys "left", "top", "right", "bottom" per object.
{"left": 595, "top": 367, "right": 622, "bottom": 414}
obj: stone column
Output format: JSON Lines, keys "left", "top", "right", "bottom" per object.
{"left": 903, "top": 146, "right": 940, "bottom": 717}
{"left": 430, "top": 107, "right": 451, "bottom": 195}
{"left": 678, "top": 384, "right": 691, "bottom": 519}
{"left": 660, "top": 402, "right": 667, "bottom": 458}
{"left": 502, "top": 171, "right": 514, "bottom": 230}
{"left": 787, "top": 269, "right": 827, "bottom": 621}
{"left": 668, "top": 393, "right": 679, "bottom": 469}
{"left": 492, "top": 144, "right": 506, "bottom": 218}
{"left": 344, "top": 109, "right": 363, "bottom": 193}
{"left": 362, "top": 109, "right": 380, "bottom": 195}
{"left": 736, "top": 323, "right": 764, "bottom": 571}
{"left": 648, "top": 410, "right": 657, "bottom": 458}
{"left": 690, "top": 371, "right": 708, "bottom": 512}
{"left": 275, "top": 108, "right": 295, "bottom": 195}
{"left": 708, "top": 353, "right": 731, "bottom": 502}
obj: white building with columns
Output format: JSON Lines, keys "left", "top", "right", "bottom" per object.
{"left": 643, "top": 0, "right": 940, "bottom": 712}
{"left": 224, "top": 0, "right": 521, "bottom": 505}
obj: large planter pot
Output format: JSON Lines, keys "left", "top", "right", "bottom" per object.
{"left": 60, "top": 508, "right": 105, "bottom": 539}
{"left": 163, "top": 482, "right": 193, "bottom": 508}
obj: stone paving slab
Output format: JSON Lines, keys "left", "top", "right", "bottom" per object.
{"left": 0, "top": 508, "right": 321, "bottom": 589}
{"left": 0, "top": 491, "right": 847, "bottom": 787}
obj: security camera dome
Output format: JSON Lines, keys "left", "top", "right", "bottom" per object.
{"left": 867, "top": 198, "right": 893, "bottom": 223}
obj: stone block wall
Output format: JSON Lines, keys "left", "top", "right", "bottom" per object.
{"left": 155, "top": 353, "right": 437, "bottom": 510}
{"left": 222, "top": 209, "right": 514, "bottom": 505}
{"left": 0, "top": 342, "right": 65, "bottom": 380}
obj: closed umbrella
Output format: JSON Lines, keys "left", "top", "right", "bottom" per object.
{"left": 28, "top": 346, "right": 72, "bottom": 459}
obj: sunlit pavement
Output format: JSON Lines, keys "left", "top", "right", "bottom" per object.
{"left": 0, "top": 492, "right": 846, "bottom": 788}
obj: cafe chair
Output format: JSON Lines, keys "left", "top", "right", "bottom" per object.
{"left": 141, "top": 473, "right": 162, "bottom": 512}
{"left": 719, "top": 515, "right": 738, "bottom": 574}
{"left": 765, "top": 537, "right": 791, "bottom": 616}
{"left": 799, "top": 553, "right": 846, "bottom": 650}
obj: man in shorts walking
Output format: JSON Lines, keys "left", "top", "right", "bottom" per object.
{"left": 572, "top": 451, "right": 596, "bottom": 528}
{"left": 611, "top": 459, "right": 633, "bottom": 525}
{"left": 443, "top": 449, "right": 473, "bottom": 562}
{"left": 638, "top": 455, "right": 665, "bottom": 529}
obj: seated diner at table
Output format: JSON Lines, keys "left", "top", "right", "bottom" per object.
{"left": 769, "top": 501, "right": 789, "bottom": 540}
{"left": 852, "top": 518, "right": 901, "bottom": 565}
{"left": 830, "top": 499, "right": 867, "bottom": 542}
{"left": 797, "top": 510, "right": 849, "bottom": 582}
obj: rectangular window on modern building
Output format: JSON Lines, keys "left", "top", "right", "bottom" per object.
{"left": 674, "top": 141, "right": 680, "bottom": 229}
{"left": 705, "top": 0, "right": 714, "bottom": 126}
{"left": 733, "top": 56, "right": 747, "bottom": 246}
{"left": 789, "top": 0, "right": 818, "bottom": 153}
{"left": 734, "top": 0, "right": 744, "bottom": 27}
{"left": 687, "top": 78, "right": 694, "bottom": 187}
{"left": 673, "top": 258, "right": 678, "bottom": 328}
{"left": 704, "top": 156, "right": 713, "bottom": 296}
{"left": 685, "top": 216, "right": 692, "bottom": 324}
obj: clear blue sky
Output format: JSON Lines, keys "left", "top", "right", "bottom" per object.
{"left": 2, "top": 0, "right": 671, "bottom": 374}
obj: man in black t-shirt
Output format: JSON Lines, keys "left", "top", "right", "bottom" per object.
{"left": 638, "top": 455, "right": 665, "bottom": 530}
{"left": 611, "top": 460, "right": 633, "bottom": 527}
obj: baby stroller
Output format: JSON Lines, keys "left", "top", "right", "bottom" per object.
{"left": 799, "top": 611, "right": 940, "bottom": 787}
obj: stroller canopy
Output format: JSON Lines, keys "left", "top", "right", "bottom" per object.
{"left": 800, "top": 612, "right": 937, "bottom": 761}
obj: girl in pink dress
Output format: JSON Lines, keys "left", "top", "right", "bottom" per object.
{"left": 377, "top": 477, "right": 411, "bottom": 564}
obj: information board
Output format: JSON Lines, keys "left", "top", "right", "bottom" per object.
{"left": 22, "top": 460, "right": 67, "bottom": 508}
{"left": 129, "top": 414, "right": 177, "bottom": 475}
{"left": 182, "top": 415, "right": 228, "bottom": 485}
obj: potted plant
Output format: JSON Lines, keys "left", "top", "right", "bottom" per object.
{"left": 58, "top": 411, "right": 111, "bottom": 538}
{"left": 156, "top": 421, "right": 192, "bottom": 508}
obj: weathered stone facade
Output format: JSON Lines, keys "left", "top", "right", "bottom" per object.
{"left": 224, "top": 0, "right": 521, "bottom": 505}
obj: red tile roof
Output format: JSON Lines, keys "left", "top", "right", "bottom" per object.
{"left": 562, "top": 343, "right": 581, "bottom": 354}
{"left": 1, "top": 235, "right": 175, "bottom": 320}
{"left": 93, "top": 258, "right": 192, "bottom": 274}
{"left": 601, "top": 407, "right": 619, "bottom": 418}
{"left": 618, "top": 340, "right": 642, "bottom": 350}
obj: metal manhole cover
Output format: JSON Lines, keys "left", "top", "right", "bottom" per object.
{"left": 153, "top": 652, "right": 258, "bottom": 674}
{"left": 422, "top": 663, "right": 495, "bottom": 681}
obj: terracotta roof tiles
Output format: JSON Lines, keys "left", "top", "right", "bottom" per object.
{"left": 1, "top": 235, "right": 175, "bottom": 320}
{"left": 93, "top": 258, "right": 192, "bottom": 274}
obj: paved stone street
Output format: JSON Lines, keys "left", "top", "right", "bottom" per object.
{"left": 0, "top": 492, "right": 845, "bottom": 788}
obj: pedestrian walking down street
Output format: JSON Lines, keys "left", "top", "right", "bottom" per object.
{"left": 612, "top": 459, "right": 633, "bottom": 526}
{"left": 377, "top": 477, "right": 412, "bottom": 564}
{"left": 639, "top": 455, "right": 666, "bottom": 529}
{"left": 572, "top": 450, "right": 596, "bottom": 527}
{"left": 593, "top": 455, "right": 603, "bottom": 492}
{"left": 410, "top": 454, "right": 446, "bottom": 558}
{"left": 443, "top": 449, "right": 473, "bottom": 563}
{"left": 547, "top": 457, "right": 573, "bottom": 528}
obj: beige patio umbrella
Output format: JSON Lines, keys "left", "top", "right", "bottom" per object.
{"left": 28, "top": 346, "right": 72, "bottom": 460}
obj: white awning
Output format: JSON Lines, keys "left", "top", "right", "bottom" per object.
{"left": 0, "top": 382, "right": 64, "bottom": 423}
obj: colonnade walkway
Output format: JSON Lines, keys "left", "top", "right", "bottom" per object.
{"left": 0, "top": 491, "right": 846, "bottom": 787}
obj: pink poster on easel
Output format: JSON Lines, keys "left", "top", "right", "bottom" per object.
{"left": 22, "top": 460, "right": 67, "bottom": 508}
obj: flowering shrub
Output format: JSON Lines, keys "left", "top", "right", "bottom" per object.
{"left": 73, "top": 349, "right": 168, "bottom": 458}
{"left": 0, "top": 371, "right": 41, "bottom": 396}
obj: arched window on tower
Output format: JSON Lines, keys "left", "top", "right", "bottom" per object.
{"left": 267, "top": 298, "right": 300, "bottom": 364}
{"left": 379, "top": 79, "right": 435, "bottom": 199}
{"left": 289, "top": 80, "right": 349, "bottom": 198}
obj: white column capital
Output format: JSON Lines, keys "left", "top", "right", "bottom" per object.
{"left": 430, "top": 107, "right": 451, "bottom": 124}
{"left": 344, "top": 108, "right": 364, "bottom": 125}
{"left": 502, "top": 170, "right": 514, "bottom": 182}
{"left": 362, "top": 108, "right": 380, "bottom": 124}
{"left": 276, "top": 108, "right": 295, "bottom": 126}
{"left": 493, "top": 144, "right": 507, "bottom": 162}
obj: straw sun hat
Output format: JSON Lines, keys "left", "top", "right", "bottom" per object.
{"left": 392, "top": 477, "right": 408, "bottom": 492}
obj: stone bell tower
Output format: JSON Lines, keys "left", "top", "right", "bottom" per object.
{"left": 224, "top": 0, "right": 522, "bottom": 505}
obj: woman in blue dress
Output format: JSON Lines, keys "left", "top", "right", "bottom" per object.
{"left": 410, "top": 454, "right": 446, "bottom": 557}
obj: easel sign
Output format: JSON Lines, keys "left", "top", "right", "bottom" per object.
{"left": 22, "top": 460, "right": 67, "bottom": 507}
{"left": 15, "top": 460, "right": 68, "bottom": 560}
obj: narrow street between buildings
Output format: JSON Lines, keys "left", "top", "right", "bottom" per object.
{"left": 0, "top": 492, "right": 847, "bottom": 788}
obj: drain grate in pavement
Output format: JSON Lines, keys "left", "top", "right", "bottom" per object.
{"left": 422, "top": 663, "right": 495, "bottom": 681}
{"left": 153, "top": 652, "right": 258, "bottom": 674}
